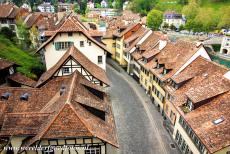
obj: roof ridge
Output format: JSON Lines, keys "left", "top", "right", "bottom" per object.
{"left": 66, "top": 72, "right": 78, "bottom": 104}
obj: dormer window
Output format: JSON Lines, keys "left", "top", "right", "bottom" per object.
{"left": 171, "top": 81, "right": 178, "bottom": 89}
{"left": 143, "top": 58, "right": 147, "bottom": 64}
{"left": 163, "top": 68, "right": 168, "bottom": 75}
{"left": 186, "top": 99, "right": 193, "bottom": 111}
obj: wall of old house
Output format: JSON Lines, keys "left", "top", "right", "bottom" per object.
{"left": 173, "top": 113, "right": 206, "bottom": 154}
{"left": 115, "top": 37, "right": 127, "bottom": 66}
{"left": 101, "top": 38, "right": 116, "bottom": 59}
{"left": 44, "top": 32, "right": 106, "bottom": 70}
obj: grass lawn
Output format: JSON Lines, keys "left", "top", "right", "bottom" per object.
{"left": 0, "top": 35, "right": 44, "bottom": 79}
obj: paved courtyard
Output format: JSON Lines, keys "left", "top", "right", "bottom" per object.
{"left": 106, "top": 62, "right": 180, "bottom": 154}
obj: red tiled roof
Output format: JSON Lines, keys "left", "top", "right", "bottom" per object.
{"left": 36, "top": 15, "right": 109, "bottom": 53}
{"left": 0, "top": 58, "right": 15, "bottom": 70}
{"left": 0, "top": 71, "right": 118, "bottom": 149}
{"left": 165, "top": 56, "right": 230, "bottom": 153}
{"left": 0, "top": 3, "right": 18, "bottom": 18}
{"left": 8, "top": 72, "right": 37, "bottom": 87}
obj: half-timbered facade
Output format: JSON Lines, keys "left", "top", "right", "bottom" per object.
{"left": 36, "top": 45, "right": 109, "bottom": 87}
{"left": 0, "top": 71, "right": 118, "bottom": 154}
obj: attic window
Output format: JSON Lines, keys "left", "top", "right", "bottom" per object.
{"left": 1, "top": 92, "right": 11, "bottom": 101}
{"left": 186, "top": 98, "right": 193, "bottom": 111}
{"left": 83, "top": 85, "right": 104, "bottom": 100}
{"left": 20, "top": 93, "right": 29, "bottom": 101}
{"left": 80, "top": 103, "right": 105, "bottom": 121}
{"left": 80, "top": 41, "right": 84, "bottom": 47}
{"left": 213, "top": 117, "right": 224, "bottom": 125}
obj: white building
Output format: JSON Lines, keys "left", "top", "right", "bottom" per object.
{"left": 0, "top": 3, "right": 19, "bottom": 32}
{"left": 37, "top": 3, "right": 55, "bottom": 13}
{"left": 21, "top": 3, "right": 32, "bottom": 12}
{"left": 36, "top": 15, "right": 109, "bottom": 71}
{"left": 220, "top": 36, "right": 230, "bottom": 56}
{"left": 101, "top": 0, "right": 108, "bottom": 8}
{"left": 58, "top": 2, "right": 73, "bottom": 12}
{"left": 163, "top": 11, "right": 186, "bottom": 29}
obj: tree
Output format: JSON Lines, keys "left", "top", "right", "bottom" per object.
{"left": 73, "top": 3, "right": 80, "bottom": 13}
{"left": 170, "top": 24, "right": 177, "bottom": 31}
{"left": 0, "top": 27, "right": 16, "bottom": 42}
{"left": 218, "top": 6, "right": 230, "bottom": 29}
{"left": 182, "top": 1, "right": 199, "bottom": 20}
{"left": 179, "top": 24, "right": 185, "bottom": 31}
{"left": 30, "top": 25, "right": 39, "bottom": 48}
{"left": 114, "top": 0, "right": 123, "bottom": 10}
{"left": 130, "top": 0, "right": 157, "bottom": 16}
{"left": 16, "top": 17, "right": 31, "bottom": 49}
{"left": 147, "top": 9, "right": 163, "bottom": 30}
{"left": 79, "top": 0, "right": 87, "bottom": 14}
{"left": 194, "top": 8, "right": 218, "bottom": 32}
{"left": 162, "top": 22, "right": 169, "bottom": 29}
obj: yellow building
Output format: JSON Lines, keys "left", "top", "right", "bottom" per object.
{"left": 102, "top": 23, "right": 143, "bottom": 67}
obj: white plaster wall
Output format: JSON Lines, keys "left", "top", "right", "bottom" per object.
{"left": 10, "top": 137, "right": 27, "bottom": 154}
{"left": 174, "top": 47, "right": 211, "bottom": 76}
{"left": 173, "top": 113, "right": 201, "bottom": 154}
{"left": 44, "top": 32, "right": 106, "bottom": 70}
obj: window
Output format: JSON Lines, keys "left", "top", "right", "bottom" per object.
{"left": 187, "top": 99, "right": 193, "bottom": 111}
{"left": 55, "top": 42, "right": 73, "bottom": 50}
{"left": 115, "top": 52, "right": 120, "bottom": 58}
{"left": 112, "top": 43, "right": 116, "bottom": 47}
{"left": 98, "top": 56, "right": 103, "bottom": 64}
{"left": 80, "top": 41, "right": 84, "bottom": 47}
{"left": 85, "top": 146, "right": 101, "bottom": 154}
{"left": 89, "top": 41, "right": 92, "bottom": 46}
{"left": 68, "top": 32, "right": 73, "bottom": 37}
{"left": 63, "top": 67, "right": 70, "bottom": 74}
{"left": 116, "top": 43, "right": 121, "bottom": 49}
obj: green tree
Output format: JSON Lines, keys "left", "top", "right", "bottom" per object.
{"left": 16, "top": 17, "right": 31, "bottom": 49}
{"left": 30, "top": 25, "right": 39, "bottom": 48}
{"left": 73, "top": 3, "right": 80, "bottom": 13}
{"left": 0, "top": 27, "right": 16, "bottom": 42}
{"left": 147, "top": 9, "right": 163, "bottom": 30}
{"left": 79, "top": 0, "right": 87, "bottom": 14}
{"left": 114, "top": 0, "right": 123, "bottom": 9}
{"left": 162, "top": 22, "right": 169, "bottom": 29}
{"left": 182, "top": 1, "right": 199, "bottom": 20}
{"left": 194, "top": 8, "right": 218, "bottom": 32}
{"left": 170, "top": 24, "right": 177, "bottom": 31}
{"left": 218, "top": 6, "right": 230, "bottom": 29}
{"left": 130, "top": 0, "right": 157, "bottom": 16}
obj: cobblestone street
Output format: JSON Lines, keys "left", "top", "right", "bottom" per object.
{"left": 106, "top": 62, "right": 180, "bottom": 154}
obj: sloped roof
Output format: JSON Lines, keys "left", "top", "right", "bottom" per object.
{"left": 0, "top": 3, "right": 18, "bottom": 18}
{"left": 0, "top": 71, "right": 118, "bottom": 149}
{"left": 0, "top": 58, "right": 15, "bottom": 70}
{"left": 36, "top": 15, "right": 109, "bottom": 53}
{"left": 8, "top": 72, "right": 37, "bottom": 87}
{"left": 164, "top": 56, "right": 230, "bottom": 154}
{"left": 36, "top": 45, "right": 109, "bottom": 87}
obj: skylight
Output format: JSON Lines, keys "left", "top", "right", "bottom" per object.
{"left": 213, "top": 117, "right": 224, "bottom": 125}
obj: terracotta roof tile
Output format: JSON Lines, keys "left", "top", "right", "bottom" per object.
{"left": 8, "top": 72, "right": 36, "bottom": 87}
{"left": 0, "top": 58, "right": 15, "bottom": 70}
{"left": 165, "top": 57, "right": 230, "bottom": 153}
{"left": 0, "top": 4, "right": 18, "bottom": 18}
{"left": 0, "top": 71, "right": 118, "bottom": 149}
